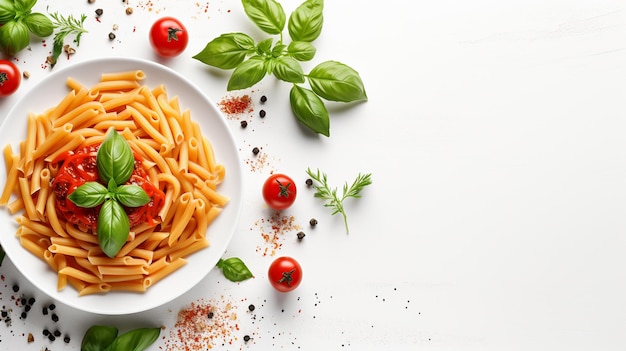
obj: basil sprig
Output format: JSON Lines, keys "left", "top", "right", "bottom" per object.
{"left": 81, "top": 325, "right": 160, "bottom": 351}
{"left": 193, "top": 0, "right": 367, "bottom": 137}
{"left": 0, "top": 0, "right": 53, "bottom": 56}
{"left": 68, "top": 130, "right": 150, "bottom": 258}
{"left": 216, "top": 257, "right": 254, "bottom": 282}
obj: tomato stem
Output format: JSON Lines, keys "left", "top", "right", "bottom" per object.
{"left": 277, "top": 269, "right": 296, "bottom": 287}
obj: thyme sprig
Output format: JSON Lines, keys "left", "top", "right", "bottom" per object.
{"left": 48, "top": 12, "right": 87, "bottom": 67}
{"left": 306, "top": 168, "right": 372, "bottom": 234}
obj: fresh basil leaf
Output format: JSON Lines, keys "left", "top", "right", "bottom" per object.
{"left": 98, "top": 200, "right": 130, "bottom": 258}
{"left": 242, "top": 0, "right": 285, "bottom": 35}
{"left": 105, "top": 327, "right": 160, "bottom": 351}
{"left": 67, "top": 182, "right": 109, "bottom": 208}
{"left": 0, "top": 0, "right": 16, "bottom": 24}
{"left": 273, "top": 56, "right": 304, "bottom": 83}
{"left": 256, "top": 37, "right": 273, "bottom": 55}
{"left": 24, "top": 12, "right": 53, "bottom": 37}
{"left": 216, "top": 257, "right": 254, "bottom": 282}
{"left": 287, "top": 41, "right": 316, "bottom": 61}
{"left": 97, "top": 130, "right": 134, "bottom": 186}
{"left": 227, "top": 56, "right": 267, "bottom": 91}
{"left": 307, "top": 61, "right": 367, "bottom": 102}
{"left": 115, "top": 185, "right": 150, "bottom": 208}
{"left": 13, "top": 0, "right": 36, "bottom": 13}
{"left": 81, "top": 325, "right": 118, "bottom": 351}
{"left": 192, "top": 32, "right": 254, "bottom": 69}
{"left": 271, "top": 43, "right": 286, "bottom": 58}
{"left": 288, "top": 0, "right": 324, "bottom": 42}
{"left": 0, "top": 20, "right": 29, "bottom": 56}
{"left": 289, "top": 85, "right": 330, "bottom": 136}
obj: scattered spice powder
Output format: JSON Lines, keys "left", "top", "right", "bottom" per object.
{"left": 219, "top": 94, "right": 253, "bottom": 115}
{"left": 254, "top": 212, "right": 301, "bottom": 256}
{"left": 165, "top": 298, "right": 241, "bottom": 351}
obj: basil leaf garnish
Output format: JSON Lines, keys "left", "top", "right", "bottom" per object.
{"left": 216, "top": 257, "right": 254, "bottom": 282}
{"left": 105, "top": 327, "right": 160, "bottom": 351}
{"left": 81, "top": 325, "right": 118, "bottom": 351}
{"left": 0, "top": 21, "right": 29, "bottom": 56}
{"left": 273, "top": 56, "right": 304, "bottom": 83}
{"left": 307, "top": 60, "right": 368, "bottom": 102}
{"left": 0, "top": 0, "right": 15, "bottom": 24}
{"left": 67, "top": 182, "right": 109, "bottom": 208}
{"left": 289, "top": 85, "right": 330, "bottom": 137}
{"left": 242, "top": 0, "right": 286, "bottom": 35}
{"left": 288, "top": 0, "right": 324, "bottom": 42}
{"left": 97, "top": 129, "right": 135, "bottom": 186}
{"left": 192, "top": 33, "right": 254, "bottom": 69}
{"left": 13, "top": 0, "right": 36, "bottom": 12}
{"left": 287, "top": 41, "right": 316, "bottom": 62}
{"left": 98, "top": 199, "right": 130, "bottom": 258}
{"left": 24, "top": 12, "right": 53, "bottom": 37}
{"left": 227, "top": 56, "right": 267, "bottom": 91}
{"left": 115, "top": 185, "right": 150, "bottom": 208}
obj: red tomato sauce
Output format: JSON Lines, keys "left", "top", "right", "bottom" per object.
{"left": 51, "top": 144, "right": 165, "bottom": 231}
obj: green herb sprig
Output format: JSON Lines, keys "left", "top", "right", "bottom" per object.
{"left": 306, "top": 167, "right": 372, "bottom": 234}
{"left": 48, "top": 11, "right": 87, "bottom": 67}
{"left": 81, "top": 325, "right": 160, "bottom": 351}
{"left": 68, "top": 129, "right": 150, "bottom": 258}
{"left": 216, "top": 257, "right": 254, "bottom": 282}
{"left": 193, "top": 0, "right": 367, "bottom": 137}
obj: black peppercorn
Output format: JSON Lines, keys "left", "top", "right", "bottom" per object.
{"left": 252, "top": 147, "right": 259, "bottom": 155}
{"left": 48, "top": 334, "right": 55, "bottom": 341}
{"left": 54, "top": 330, "right": 61, "bottom": 337}
{"left": 49, "top": 303, "right": 56, "bottom": 310}
{"left": 43, "top": 329, "right": 49, "bottom": 336}
{"left": 240, "top": 120, "right": 248, "bottom": 128}
{"left": 1, "top": 310, "right": 7, "bottom": 318}
{"left": 108, "top": 32, "right": 116, "bottom": 40}
{"left": 42, "top": 307, "right": 48, "bottom": 315}
{"left": 243, "top": 335, "right": 251, "bottom": 342}
{"left": 28, "top": 297, "right": 35, "bottom": 305}
{"left": 24, "top": 305, "right": 31, "bottom": 312}
{"left": 305, "top": 178, "right": 313, "bottom": 187}
{"left": 20, "top": 297, "right": 27, "bottom": 305}
{"left": 95, "top": 8, "right": 103, "bottom": 16}
{"left": 208, "top": 311, "right": 214, "bottom": 319}
{"left": 20, "top": 311, "right": 27, "bottom": 319}
{"left": 51, "top": 313, "right": 59, "bottom": 322}
{"left": 64, "top": 335, "right": 71, "bottom": 343}
{"left": 248, "top": 304, "right": 255, "bottom": 312}
{"left": 12, "top": 285, "right": 19, "bottom": 292}
{"left": 259, "top": 109, "right": 266, "bottom": 118}
{"left": 309, "top": 218, "right": 318, "bottom": 227}
{"left": 297, "top": 231, "right": 305, "bottom": 240}
{"left": 260, "top": 95, "right": 267, "bottom": 103}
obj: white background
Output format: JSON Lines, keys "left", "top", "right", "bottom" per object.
{"left": 0, "top": 0, "right": 625, "bottom": 350}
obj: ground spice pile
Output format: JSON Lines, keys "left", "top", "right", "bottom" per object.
{"left": 219, "top": 95, "right": 253, "bottom": 115}
{"left": 165, "top": 298, "right": 240, "bottom": 350}
{"left": 254, "top": 212, "right": 301, "bottom": 257}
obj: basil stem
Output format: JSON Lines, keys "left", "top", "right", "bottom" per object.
{"left": 97, "top": 199, "right": 130, "bottom": 258}
{"left": 105, "top": 327, "right": 161, "bottom": 351}
{"left": 287, "top": 0, "right": 323, "bottom": 42}
{"left": 216, "top": 257, "right": 254, "bottom": 282}
{"left": 242, "top": 0, "right": 286, "bottom": 35}
{"left": 81, "top": 325, "right": 118, "bottom": 351}
{"left": 97, "top": 129, "right": 135, "bottom": 186}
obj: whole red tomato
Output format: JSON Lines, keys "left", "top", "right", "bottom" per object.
{"left": 149, "top": 17, "right": 188, "bottom": 57}
{"left": 262, "top": 173, "right": 297, "bottom": 210}
{"left": 0, "top": 60, "right": 20, "bottom": 97}
{"left": 268, "top": 256, "right": 302, "bottom": 292}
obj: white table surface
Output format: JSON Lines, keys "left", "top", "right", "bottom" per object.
{"left": 0, "top": 0, "right": 625, "bottom": 350}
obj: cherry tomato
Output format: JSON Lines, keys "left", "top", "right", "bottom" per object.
{"left": 0, "top": 60, "right": 20, "bottom": 97}
{"left": 268, "top": 256, "right": 302, "bottom": 292}
{"left": 149, "top": 17, "right": 188, "bottom": 57}
{"left": 262, "top": 173, "right": 297, "bottom": 210}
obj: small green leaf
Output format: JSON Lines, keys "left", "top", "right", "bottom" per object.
{"left": 287, "top": 41, "right": 316, "bottom": 61}
{"left": 24, "top": 12, "right": 53, "bottom": 37}
{"left": 13, "top": 0, "right": 36, "bottom": 13}
{"left": 308, "top": 60, "right": 367, "bottom": 102}
{"left": 216, "top": 257, "right": 254, "bottom": 282}
{"left": 288, "top": 0, "right": 324, "bottom": 42}
{"left": 271, "top": 43, "right": 286, "bottom": 58}
{"left": 0, "top": 20, "right": 29, "bottom": 56}
{"left": 256, "top": 37, "right": 273, "bottom": 55}
{"left": 227, "top": 56, "right": 267, "bottom": 91}
{"left": 273, "top": 56, "right": 304, "bottom": 83}
{"left": 242, "top": 0, "right": 286, "bottom": 35}
{"left": 81, "top": 325, "right": 118, "bottom": 351}
{"left": 115, "top": 185, "right": 150, "bottom": 208}
{"left": 67, "top": 182, "right": 109, "bottom": 208}
{"left": 192, "top": 33, "right": 254, "bottom": 70}
{"left": 98, "top": 200, "right": 130, "bottom": 258}
{"left": 0, "top": 0, "right": 16, "bottom": 24}
{"left": 289, "top": 85, "right": 330, "bottom": 136}
{"left": 97, "top": 129, "right": 135, "bottom": 186}
{"left": 105, "top": 327, "right": 160, "bottom": 351}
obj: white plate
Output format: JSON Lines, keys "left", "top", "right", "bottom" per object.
{"left": 0, "top": 57, "right": 242, "bottom": 315}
